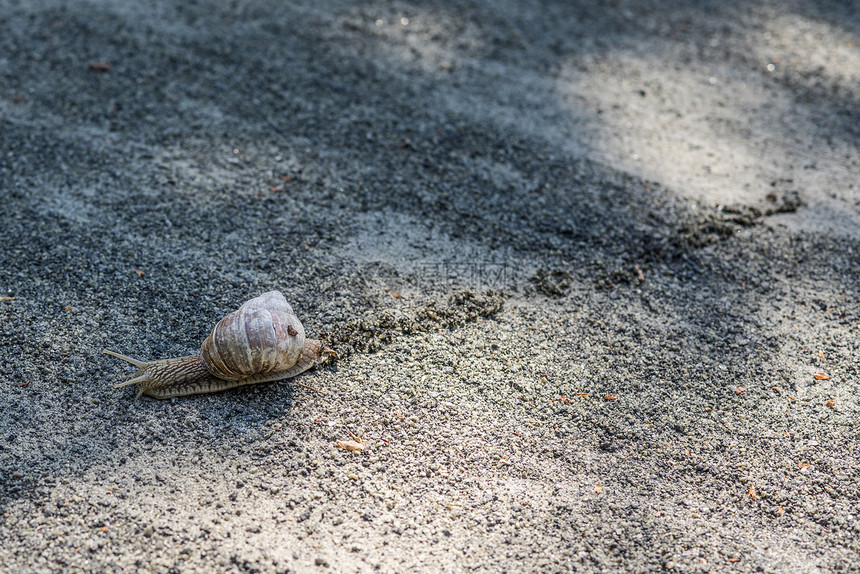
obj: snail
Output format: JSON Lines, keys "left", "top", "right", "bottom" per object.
{"left": 103, "top": 291, "right": 336, "bottom": 399}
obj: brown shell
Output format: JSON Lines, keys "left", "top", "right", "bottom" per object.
{"left": 200, "top": 291, "right": 306, "bottom": 381}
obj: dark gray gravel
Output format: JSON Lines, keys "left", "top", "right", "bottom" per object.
{"left": 1, "top": 1, "right": 859, "bottom": 572}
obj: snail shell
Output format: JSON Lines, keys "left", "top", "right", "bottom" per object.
{"left": 102, "top": 291, "right": 335, "bottom": 399}
{"left": 201, "top": 291, "right": 305, "bottom": 381}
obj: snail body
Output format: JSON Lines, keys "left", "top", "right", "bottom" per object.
{"left": 103, "top": 291, "right": 335, "bottom": 399}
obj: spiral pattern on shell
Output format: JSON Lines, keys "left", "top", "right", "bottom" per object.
{"left": 200, "top": 291, "right": 306, "bottom": 380}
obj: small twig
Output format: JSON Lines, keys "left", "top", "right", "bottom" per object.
{"left": 292, "top": 380, "right": 326, "bottom": 395}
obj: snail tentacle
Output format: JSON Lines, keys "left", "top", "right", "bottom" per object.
{"left": 102, "top": 349, "right": 146, "bottom": 368}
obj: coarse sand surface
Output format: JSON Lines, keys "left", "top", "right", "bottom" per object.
{"left": 1, "top": 1, "right": 859, "bottom": 572}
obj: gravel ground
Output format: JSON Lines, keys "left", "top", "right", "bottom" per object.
{"left": 1, "top": 1, "right": 859, "bottom": 572}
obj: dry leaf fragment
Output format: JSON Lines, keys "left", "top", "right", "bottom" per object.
{"left": 593, "top": 484, "right": 603, "bottom": 494}
{"left": 337, "top": 429, "right": 365, "bottom": 452}
{"left": 576, "top": 392, "right": 589, "bottom": 397}
{"left": 63, "top": 305, "right": 74, "bottom": 313}
{"left": 337, "top": 440, "right": 364, "bottom": 452}
{"left": 776, "top": 506, "right": 784, "bottom": 516}
{"left": 603, "top": 394, "right": 617, "bottom": 401}
{"left": 825, "top": 399, "right": 835, "bottom": 409}
{"left": 814, "top": 372, "right": 830, "bottom": 380}
{"left": 134, "top": 268, "right": 145, "bottom": 277}
{"left": 735, "top": 387, "right": 745, "bottom": 394}
{"left": 748, "top": 484, "right": 757, "bottom": 500}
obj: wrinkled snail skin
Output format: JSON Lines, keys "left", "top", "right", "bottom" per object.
{"left": 103, "top": 292, "right": 336, "bottom": 399}
{"left": 102, "top": 339, "right": 332, "bottom": 399}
